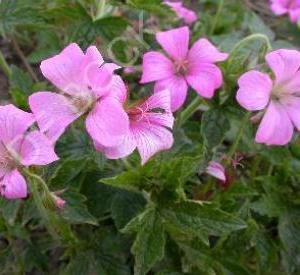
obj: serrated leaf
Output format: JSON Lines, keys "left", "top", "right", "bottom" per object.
{"left": 162, "top": 201, "right": 246, "bottom": 237}
{"left": 0, "top": 199, "right": 21, "bottom": 225}
{"left": 127, "top": 0, "right": 174, "bottom": 17}
{"left": 111, "top": 190, "right": 146, "bottom": 229}
{"left": 201, "top": 109, "right": 230, "bottom": 149}
{"left": 123, "top": 207, "right": 166, "bottom": 275}
{"left": 279, "top": 209, "right": 300, "bottom": 274}
{"left": 61, "top": 191, "right": 98, "bottom": 226}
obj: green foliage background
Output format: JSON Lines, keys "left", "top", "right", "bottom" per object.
{"left": 0, "top": 0, "right": 300, "bottom": 274}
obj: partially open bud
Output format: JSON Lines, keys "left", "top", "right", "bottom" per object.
{"left": 206, "top": 161, "right": 226, "bottom": 183}
{"left": 51, "top": 193, "right": 66, "bottom": 209}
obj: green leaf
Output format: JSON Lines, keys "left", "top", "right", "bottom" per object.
{"left": 123, "top": 207, "right": 166, "bottom": 275}
{"left": 101, "top": 170, "right": 143, "bottom": 191}
{"left": 201, "top": 109, "right": 230, "bottom": 149}
{"left": 62, "top": 191, "right": 98, "bottom": 226}
{"left": 0, "top": 0, "right": 46, "bottom": 36}
{"left": 246, "top": 12, "right": 275, "bottom": 41}
{"left": 162, "top": 201, "right": 246, "bottom": 237}
{"left": 0, "top": 199, "right": 21, "bottom": 225}
{"left": 127, "top": 0, "right": 174, "bottom": 17}
{"left": 111, "top": 190, "right": 146, "bottom": 229}
{"left": 50, "top": 158, "right": 88, "bottom": 189}
{"left": 279, "top": 208, "right": 300, "bottom": 274}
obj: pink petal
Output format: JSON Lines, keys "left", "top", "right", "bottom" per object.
{"left": 132, "top": 122, "right": 174, "bottom": 165}
{"left": 289, "top": 8, "right": 300, "bottom": 22}
{"left": 0, "top": 143, "right": 10, "bottom": 178}
{"left": 0, "top": 104, "right": 34, "bottom": 144}
{"left": 270, "top": 0, "right": 289, "bottom": 15}
{"left": 85, "top": 45, "right": 104, "bottom": 65}
{"left": 206, "top": 161, "right": 226, "bottom": 182}
{"left": 281, "top": 95, "right": 300, "bottom": 130}
{"left": 103, "top": 75, "right": 128, "bottom": 104}
{"left": 186, "top": 63, "right": 223, "bottom": 98}
{"left": 164, "top": 1, "right": 197, "bottom": 25}
{"left": 139, "top": 89, "right": 174, "bottom": 128}
{"left": 156, "top": 26, "right": 190, "bottom": 61}
{"left": 154, "top": 76, "right": 188, "bottom": 111}
{"left": 236, "top": 71, "right": 272, "bottom": 111}
{"left": 266, "top": 49, "right": 300, "bottom": 84}
{"left": 94, "top": 132, "right": 136, "bottom": 159}
{"left": 29, "top": 92, "right": 80, "bottom": 142}
{"left": 188, "top": 38, "right": 228, "bottom": 64}
{"left": 20, "top": 130, "right": 59, "bottom": 166}
{"left": 1, "top": 169, "right": 27, "bottom": 199}
{"left": 85, "top": 98, "right": 129, "bottom": 147}
{"left": 255, "top": 101, "right": 294, "bottom": 145}
{"left": 85, "top": 64, "right": 115, "bottom": 98}
{"left": 40, "top": 43, "right": 85, "bottom": 94}
{"left": 102, "top": 63, "right": 121, "bottom": 73}
{"left": 140, "top": 51, "right": 174, "bottom": 83}
{"left": 179, "top": 6, "right": 198, "bottom": 25}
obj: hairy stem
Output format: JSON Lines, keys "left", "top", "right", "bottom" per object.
{"left": 94, "top": 0, "right": 106, "bottom": 20}
{"left": 210, "top": 0, "right": 224, "bottom": 35}
{"left": 227, "top": 112, "right": 251, "bottom": 162}
{"left": 0, "top": 49, "right": 11, "bottom": 78}
{"left": 23, "top": 169, "right": 60, "bottom": 241}
{"left": 177, "top": 97, "right": 204, "bottom": 127}
{"left": 24, "top": 169, "right": 78, "bottom": 245}
{"left": 11, "top": 36, "right": 39, "bottom": 82}
{"left": 230, "top": 33, "right": 272, "bottom": 55}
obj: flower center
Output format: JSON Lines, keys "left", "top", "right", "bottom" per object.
{"left": 174, "top": 59, "right": 189, "bottom": 76}
{"left": 0, "top": 144, "right": 19, "bottom": 171}
{"left": 271, "top": 84, "right": 287, "bottom": 101}
{"left": 127, "top": 107, "right": 145, "bottom": 122}
{"left": 72, "top": 93, "right": 96, "bottom": 114}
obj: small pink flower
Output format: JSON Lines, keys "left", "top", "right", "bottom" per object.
{"left": 29, "top": 43, "right": 129, "bottom": 148}
{"left": 164, "top": 1, "right": 198, "bottom": 25}
{"left": 0, "top": 105, "right": 58, "bottom": 199}
{"left": 52, "top": 193, "right": 66, "bottom": 209}
{"left": 237, "top": 49, "right": 300, "bottom": 145}
{"left": 140, "top": 27, "right": 228, "bottom": 111}
{"left": 124, "top": 67, "right": 136, "bottom": 75}
{"left": 206, "top": 161, "right": 226, "bottom": 182}
{"left": 96, "top": 89, "right": 174, "bottom": 165}
{"left": 270, "top": 0, "right": 300, "bottom": 23}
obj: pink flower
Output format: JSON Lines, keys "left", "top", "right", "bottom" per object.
{"left": 29, "top": 43, "right": 129, "bottom": 148}
{"left": 0, "top": 105, "right": 58, "bottom": 199}
{"left": 51, "top": 193, "right": 66, "bottom": 209}
{"left": 140, "top": 27, "right": 228, "bottom": 111}
{"left": 236, "top": 49, "right": 300, "bottom": 145}
{"left": 164, "top": 1, "right": 198, "bottom": 25}
{"left": 96, "top": 89, "right": 174, "bottom": 165}
{"left": 270, "top": 0, "right": 300, "bottom": 23}
{"left": 206, "top": 161, "right": 226, "bottom": 182}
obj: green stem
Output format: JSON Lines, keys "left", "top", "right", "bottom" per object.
{"left": 11, "top": 36, "right": 39, "bottom": 82}
{"left": 23, "top": 169, "right": 59, "bottom": 240}
{"left": 0, "top": 49, "right": 11, "bottom": 78}
{"left": 227, "top": 112, "right": 251, "bottom": 162}
{"left": 177, "top": 97, "right": 204, "bottom": 127}
{"left": 94, "top": 0, "right": 106, "bottom": 20}
{"left": 24, "top": 169, "right": 78, "bottom": 244}
{"left": 230, "top": 33, "right": 272, "bottom": 55}
{"left": 210, "top": 0, "right": 224, "bottom": 35}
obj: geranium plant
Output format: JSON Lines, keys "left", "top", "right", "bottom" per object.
{"left": 0, "top": 0, "right": 299, "bottom": 274}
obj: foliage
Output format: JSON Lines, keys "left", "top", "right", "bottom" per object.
{"left": 0, "top": 0, "right": 300, "bottom": 274}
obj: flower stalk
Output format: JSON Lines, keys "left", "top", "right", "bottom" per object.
{"left": 177, "top": 97, "right": 204, "bottom": 127}
{"left": 24, "top": 169, "right": 77, "bottom": 244}
{"left": 0, "top": 49, "right": 11, "bottom": 78}
{"left": 227, "top": 112, "right": 251, "bottom": 163}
